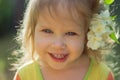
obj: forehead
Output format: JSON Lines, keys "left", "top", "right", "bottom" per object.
{"left": 37, "top": 10, "right": 85, "bottom": 30}
{"left": 37, "top": 7, "right": 85, "bottom": 29}
{"left": 36, "top": 0, "right": 86, "bottom": 26}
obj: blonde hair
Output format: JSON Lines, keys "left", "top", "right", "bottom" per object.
{"left": 16, "top": 0, "right": 101, "bottom": 64}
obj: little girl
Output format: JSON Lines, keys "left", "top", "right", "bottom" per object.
{"left": 13, "top": 0, "right": 115, "bottom": 80}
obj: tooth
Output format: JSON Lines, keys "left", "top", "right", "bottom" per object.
{"left": 52, "top": 53, "right": 67, "bottom": 59}
{"left": 61, "top": 55, "right": 64, "bottom": 58}
{"left": 58, "top": 55, "right": 61, "bottom": 58}
{"left": 54, "top": 54, "right": 58, "bottom": 58}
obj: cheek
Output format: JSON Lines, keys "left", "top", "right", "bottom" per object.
{"left": 34, "top": 33, "right": 50, "bottom": 53}
{"left": 72, "top": 41, "right": 84, "bottom": 52}
{"left": 34, "top": 37, "right": 51, "bottom": 60}
{"left": 67, "top": 40, "right": 85, "bottom": 61}
{"left": 67, "top": 37, "right": 85, "bottom": 54}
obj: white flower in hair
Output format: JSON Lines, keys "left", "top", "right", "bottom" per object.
{"left": 87, "top": 10, "right": 116, "bottom": 50}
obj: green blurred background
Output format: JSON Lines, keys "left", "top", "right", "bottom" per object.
{"left": 0, "top": 0, "right": 120, "bottom": 80}
{"left": 0, "top": 0, "right": 25, "bottom": 80}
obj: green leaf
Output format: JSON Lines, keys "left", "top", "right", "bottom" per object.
{"left": 104, "top": 0, "right": 114, "bottom": 5}
{"left": 111, "top": 16, "right": 116, "bottom": 20}
{"left": 109, "top": 32, "right": 120, "bottom": 44}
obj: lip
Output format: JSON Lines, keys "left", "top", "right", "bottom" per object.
{"left": 48, "top": 52, "right": 69, "bottom": 62}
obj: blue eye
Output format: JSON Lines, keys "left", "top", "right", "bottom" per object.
{"left": 41, "top": 29, "right": 53, "bottom": 33}
{"left": 66, "top": 32, "right": 77, "bottom": 36}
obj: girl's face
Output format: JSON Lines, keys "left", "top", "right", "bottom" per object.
{"left": 34, "top": 12, "right": 86, "bottom": 70}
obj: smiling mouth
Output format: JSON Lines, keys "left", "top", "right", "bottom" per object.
{"left": 48, "top": 53, "right": 69, "bottom": 62}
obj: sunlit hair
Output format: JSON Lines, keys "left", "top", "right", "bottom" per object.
{"left": 17, "top": 0, "right": 101, "bottom": 63}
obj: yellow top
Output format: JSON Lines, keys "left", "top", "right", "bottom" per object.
{"left": 17, "top": 59, "right": 110, "bottom": 80}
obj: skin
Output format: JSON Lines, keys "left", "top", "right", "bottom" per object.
{"left": 34, "top": 8, "right": 90, "bottom": 80}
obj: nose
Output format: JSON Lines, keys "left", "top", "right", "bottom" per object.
{"left": 51, "top": 37, "right": 66, "bottom": 49}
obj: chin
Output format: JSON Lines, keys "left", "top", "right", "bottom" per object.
{"left": 48, "top": 62, "right": 68, "bottom": 71}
